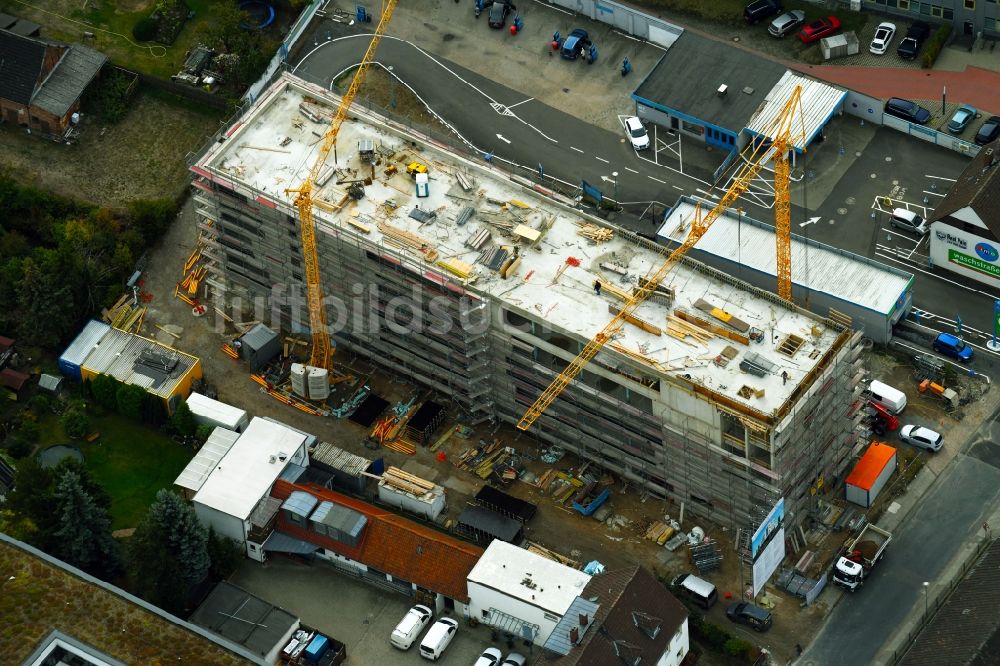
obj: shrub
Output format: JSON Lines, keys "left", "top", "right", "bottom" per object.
{"left": 724, "top": 639, "right": 754, "bottom": 659}
{"left": 61, "top": 409, "right": 90, "bottom": 439}
{"left": 17, "top": 419, "right": 40, "bottom": 443}
{"left": 116, "top": 384, "right": 146, "bottom": 421}
{"left": 4, "top": 434, "right": 33, "bottom": 459}
{"left": 921, "top": 24, "right": 953, "bottom": 69}
{"left": 196, "top": 423, "right": 214, "bottom": 443}
{"left": 133, "top": 16, "right": 159, "bottom": 43}
{"left": 28, "top": 394, "right": 51, "bottom": 416}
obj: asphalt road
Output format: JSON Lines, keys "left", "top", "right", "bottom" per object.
{"left": 801, "top": 442, "right": 1000, "bottom": 665}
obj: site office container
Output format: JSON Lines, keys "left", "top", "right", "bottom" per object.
{"left": 845, "top": 442, "right": 897, "bottom": 507}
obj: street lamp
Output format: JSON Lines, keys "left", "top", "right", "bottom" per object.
{"left": 387, "top": 65, "right": 396, "bottom": 109}
{"left": 923, "top": 581, "right": 929, "bottom": 619}
{"left": 612, "top": 171, "right": 619, "bottom": 203}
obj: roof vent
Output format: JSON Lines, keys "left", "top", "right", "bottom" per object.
{"left": 717, "top": 84, "right": 728, "bottom": 96}
{"left": 743, "top": 86, "right": 755, "bottom": 95}
{"left": 268, "top": 455, "right": 276, "bottom": 464}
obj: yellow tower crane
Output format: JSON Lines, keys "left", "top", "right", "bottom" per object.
{"left": 285, "top": 0, "right": 398, "bottom": 371}
{"left": 516, "top": 86, "right": 805, "bottom": 432}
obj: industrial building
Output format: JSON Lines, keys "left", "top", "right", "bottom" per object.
{"left": 59, "top": 320, "right": 203, "bottom": 414}
{"left": 189, "top": 73, "right": 865, "bottom": 535}
{"left": 659, "top": 197, "right": 914, "bottom": 343}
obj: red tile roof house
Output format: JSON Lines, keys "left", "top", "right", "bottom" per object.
{"left": 264, "top": 479, "right": 483, "bottom": 615}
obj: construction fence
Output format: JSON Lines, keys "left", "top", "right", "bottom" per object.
{"left": 542, "top": 0, "right": 683, "bottom": 49}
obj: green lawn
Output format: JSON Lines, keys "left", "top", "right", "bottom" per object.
{"left": 39, "top": 413, "right": 193, "bottom": 530}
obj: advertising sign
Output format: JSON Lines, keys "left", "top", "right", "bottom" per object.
{"left": 751, "top": 497, "right": 784, "bottom": 560}
{"left": 751, "top": 527, "right": 785, "bottom": 597}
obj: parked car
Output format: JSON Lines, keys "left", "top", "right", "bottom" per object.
{"left": 932, "top": 332, "right": 973, "bottom": 362}
{"left": 768, "top": 10, "right": 805, "bottom": 37}
{"left": 502, "top": 654, "right": 527, "bottom": 666}
{"left": 623, "top": 116, "right": 650, "bottom": 150}
{"left": 889, "top": 208, "right": 927, "bottom": 236}
{"left": 474, "top": 647, "right": 503, "bottom": 666}
{"left": 870, "top": 22, "right": 897, "bottom": 54}
{"left": 419, "top": 617, "right": 458, "bottom": 660}
{"left": 897, "top": 21, "right": 931, "bottom": 60}
{"left": 974, "top": 115, "right": 1000, "bottom": 145}
{"left": 744, "top": 0, "right": 782, "bottom": 24}
{"left": 948, "top": 105, "right": 977, "bottom": 134}
{"left": 884, "top": 97, "right": 931, "bottom": 125}
{"left": 391, "top": 605, "right": 433, "bottom": 650}
{"left": 726, "top": 603, "right": 773, "bottom": 632}
{"left": 486, "top": 0, "right": 514, "bottom": 29}
{"left": 899, "top": 425, "right": 943, "bottom": 452}
{"left": 560, "top": 28, "right": 591, "bottom": 60}
{"left": 798, "top": 16, "right": 842, "bottom": 44}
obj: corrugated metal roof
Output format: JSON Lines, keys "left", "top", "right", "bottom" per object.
{"left": 310, "top": 441, "right": 371, "bottom": 476}
{"left": 311, "top": 500, "right": 367, "bottom": 537}
{"left": 745, "top": 71, "right": 846, "bottom": 151}
{"left": 82, "top": 328, "right": 197, "bottom": 398}
{"left": 59, "top": 320, "right": 112, "bottom": 369}
{"left": 658, "top": 199, "right": 913, "bottom": 315}
{"left": 281, "top": 490, "right": 318, "bottom": 518}
{"left": 174, "top": 428, "right": 241, "bottom": 494}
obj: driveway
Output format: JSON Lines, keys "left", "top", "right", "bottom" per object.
{"left": 229, "top": 556, "right": 527, "bottom": 665}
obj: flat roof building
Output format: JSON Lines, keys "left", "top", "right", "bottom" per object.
{"left": 189, "top": 73, "right": 865, "bottom": 536}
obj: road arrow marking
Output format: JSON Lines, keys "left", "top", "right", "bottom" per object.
{"left": 799, "top": 216, "right": 821, "bottom": 228}
{"left": 496, "top": 134, "right": 511, "bottom": 144}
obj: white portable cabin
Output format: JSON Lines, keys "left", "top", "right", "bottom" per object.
{"left": 187, "top": 391, "right": 250, "bottom": 432}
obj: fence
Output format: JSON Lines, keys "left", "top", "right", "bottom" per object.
{"left": 133, "top": 70, "right": 227, "bottom": 110}
{"left": 886, "top": 535, "right": 995, "bottom": 664}
{"left": 243, "top": 0, "right": 323, "bottom": 103}
{"left": 543, "top": 0, "right": 683, "bottom": 48}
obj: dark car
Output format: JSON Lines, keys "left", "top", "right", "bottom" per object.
{"left": 726, "top": 603, "right": 773, "bottom": 632}
{"left": 561, "top": 28, "right": 590, "bottom": 60}
{"left": 486, "top": 0, "right": 514, "bottom": 29}
{"left": 744, "top": 0, "right": 782, "bottom": 24}
{"left": 933, "top": 332, "right": 973, "bottom": 362}
{"left": 975, "top": 115, "right": 1000, "bottom": 146}
{"left": 884, "top": 97, "right": 931, "bottom": 125}
{"left": 799, "top": 16, "right": 841, "bottom": 44}
{"left": 897, "top": 21, "right": 931, "bottom": 60}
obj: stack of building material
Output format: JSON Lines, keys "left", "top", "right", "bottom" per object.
{"left": 103, "top": 295, "right": 146, "bottom": 334}
{"left": 466, "top": 227, "right": 491, "bottom": 250}
{"left": 666, "top": 314, "right": 714, "bottom": 344}
{"left": 525, "top": 541, "right": 580, "bottom": 568}
{"left": 577, "top": 223, "right": 614, "bottom": 243}
{"left": 644, "top": 520, "right": 676, "bottom": 545}
{"left": 437, "top": 258, "right": 475, "bottom": 280}
{"left": 596, "top": 279, "right": 632, "bottom": 302}
{"left": 477, "top": 246, "right": 509, "bottom": 271}
{"left": 608, "top": 305, "right": 661, "bottom": 335}
{"left": 377, "top": 221, "right": 439, "bottom": 262}
{"left": 381, "top": 466, "right": 435, "bottom": 495}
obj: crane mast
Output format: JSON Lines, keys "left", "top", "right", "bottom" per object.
{"left": 516, "top": 86, "right": 805, "bottom": 431}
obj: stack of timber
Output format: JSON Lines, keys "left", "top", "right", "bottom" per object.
{"left": 381, "top": 466, "right": 436, "bottom": 496}
{"left": 608, "top": 304, "right": 661, "bottom": 336}
{"left": 645, "top": 520, "right": 676, "bottom": 545}
{"left": 525, "top": 541, "right": 581, "bottom": 569}
{"left": 577, "top": 223, "right": 614, "bottom": 243}
{"left": 103, "top": 294, "right": 146, "bottom": 334}
{"left": 666, "top": 314, "right": 715, "bottom": 344}
{"left": 377, "top": 221, "right": 439, "bottom": 262}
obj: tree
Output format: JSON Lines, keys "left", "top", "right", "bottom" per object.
{"left": 170, "top": 400, "right": 197, "bottom": 437}
{"left": 90, "top": 373, "right": 122, "bottom": 411}
{"left": 116, "top": 384, "right": 146, "bottom": 420}
{"left": 61, "top": 407, "right": 90, "bottom": 439}
{"left": 51, "top": 469, "right": 122, "bottom": 580}
{"left": 127, "top": 490, "right": 210, "bottom": 611}
{"left": 207, "top": 526, "right": 242, "bottom": 580}
{"left": 195, "top": 423, "right": 214, "bottom": 444}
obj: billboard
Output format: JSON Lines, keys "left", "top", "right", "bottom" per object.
{"left": 751, "top": 497, "right": 785, "bottom": 560}
{"left": 751, "top": 527, "right": 785, "bottom": 597}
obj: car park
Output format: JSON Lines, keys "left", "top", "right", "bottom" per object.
{"left": 798, "top": 16, "right": 841, "bottom": 43}
{"left": 974, "top": 115, "right": 1000, "bottom": 145}
{"left": 768, "top": 10, "right": 805, "bottom": 37}
{"left": 889, "top": 208, "right": 927, "bottom": 236}
{"left": 502, "top": 654, "right": 526, "bottom": 666}
{"left": 899, "top": 425, "right": 943, "bottom": 452}
{"left": 560, "top": 28, "right": 591, "bottom": 60}
{"left": 474, "top": 647, "right": 503, "bottom": 666}
{"left": 884, "top": 97, "right": 931, "bottom": 125}
{"left": 486, "top": 0, "right": 514, "bottom": 29}
{"left": 947, "top": 105, "right": 977, "bottom": 134}
{"left": 391, "top": 605, "right": 433, "bottom": 650}
{"left": 623, "top": 116, "right": 650, "bottom": 150}
{"left": 744, "top": 0, "right": 783, "bottom": 24}
{"left": 419, "top": 617, "right": 458, "bottom": 660}
{"left": 726, "top": 602, "right": 773, "bottom": 632}
{"left": 870, "top": 22, "right": 897, "bottom": 54}
{"left": 932, "top": 332, "right": 973, "bottom": 362}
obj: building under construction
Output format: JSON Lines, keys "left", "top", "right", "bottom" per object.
{"left": 189, "top": 73, "right": 866, "bottom": 533}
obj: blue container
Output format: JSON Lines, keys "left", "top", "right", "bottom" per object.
{"left": 304, "top": 634, "right": 329, "bottom": 663}
{"left": 58, "top": 320, "right": 111, "bottom": 381}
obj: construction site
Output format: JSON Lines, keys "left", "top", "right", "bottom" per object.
{"left": 185, "top": 69, "right": 866, "bottom": 539}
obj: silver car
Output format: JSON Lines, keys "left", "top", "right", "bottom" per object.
{"left": 768, "top": 10, "right": 806, "bottom": 38}
{"left": 900, "top": 425, "right": 942, "bottom": 452}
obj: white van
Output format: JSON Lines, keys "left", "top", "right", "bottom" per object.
{"left": 671, "top": 573, "right": 718, "bottom": 609}
{"left": 391, "top": 605, "right": 432, "bottom": 650}
{"left": 869, "top": 379, "right": 907, "bottom": 415}
{"left": 419, "top": 617, "right": 458, "bottom": 660}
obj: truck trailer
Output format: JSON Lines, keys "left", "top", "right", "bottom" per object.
{"left": 833, "top": 523, "right": 892, "bottom": 592}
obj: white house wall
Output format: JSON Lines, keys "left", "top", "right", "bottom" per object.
{"left": 193, "top": 502, "right": 247, "bottom": 544}
{"left": 657, "top": 619, "right": 690, "bottom": 666}
{"left": 467, "top": 581, "right": 563, "bottom": 645}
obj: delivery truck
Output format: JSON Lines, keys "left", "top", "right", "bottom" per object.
{"left": 833, "top": 523, "right": 891, "bottom": 592}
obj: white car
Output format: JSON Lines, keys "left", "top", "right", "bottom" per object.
{"left": 390, "top": 604, "right": 433, "bottom": 650}
{"left": 502, "top": 654, "right": 527, "bottom": 666}
{"left": 900, "top": 425, "right": 942, "bottom": 452}
{"left": 624, "top": 116, "right": 650, "bottom": 150}
{"left": 474, "top": 647, "right": 503, "bottom": 666}
{"left": 419, "top": 617, "right": 458, "bottom": 660}
{"left": 870, "top": 22, "right": 896, "bottom": 54}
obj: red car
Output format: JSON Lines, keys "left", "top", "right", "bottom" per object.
{"left": 798, "top": 16, "right": 841, "bottom": 43}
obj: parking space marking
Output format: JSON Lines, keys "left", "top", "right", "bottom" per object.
{"left": 624, "top": 167, "right": 639, "bottom": 174}
{"left": 926, "top": 174, "right": 957, "bottom": 181}
{"left": 672, "top": 185, "right": 684, "bottom": 191}
{"left": 595, "top": 156, "right": 610, "bottom": 163}
{"left": 569, "top": 146, "right": 584, "bottom": 153}
{"left": 648, "top": 175, "right": 666, "bottom": 184}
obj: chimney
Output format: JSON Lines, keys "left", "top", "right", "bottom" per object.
{"left": 569, "top": 626, "right": 579, "bottom": 644}
{"left": 579, "top": 613, "right": 589, "bottom": 626}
